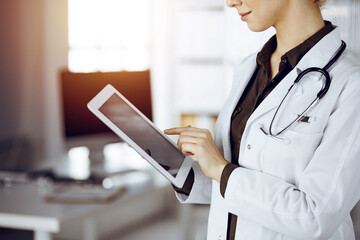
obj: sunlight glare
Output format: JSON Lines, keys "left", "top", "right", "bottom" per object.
{"left": 104, "top": 142, "right": 150, "bottom": 172}
{"left": 68, "top": 146, "right": 90, "bottom": 179}
{"left": 68, "top": 0, "right": 150, "bottom": 72}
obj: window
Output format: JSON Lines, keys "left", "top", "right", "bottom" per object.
{"left": 68, "top": 0, "right": 150, "bottom": 72}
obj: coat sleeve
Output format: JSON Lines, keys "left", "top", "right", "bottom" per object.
{"left": 222, "top": 72, "right": 360, "bottom": 239}
{"left": 175, "top": 161, "right": 212, "bottom": 204}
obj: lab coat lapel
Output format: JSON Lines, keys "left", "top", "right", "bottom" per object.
{"left": 221, "top": 55, "right": 257, "bottom": 161}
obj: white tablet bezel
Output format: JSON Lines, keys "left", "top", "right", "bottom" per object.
{"left": 87, "top": 84, "right": 193, "bottom": 188}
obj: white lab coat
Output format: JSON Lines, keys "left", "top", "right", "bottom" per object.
{"left": 175, "top": 27, "right": 360, "bottom": 240}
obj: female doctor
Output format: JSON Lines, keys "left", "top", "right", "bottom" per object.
{"left": 165, "top": 0, "right": 360, "bottom": 239}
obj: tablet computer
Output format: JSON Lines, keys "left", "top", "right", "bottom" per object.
{"left": 87, "top": 84, "right": 193, "bottom": 188}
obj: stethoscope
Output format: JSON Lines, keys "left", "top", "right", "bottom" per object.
{"left": 260, "top": 40, "right": 347, "bottom": 142}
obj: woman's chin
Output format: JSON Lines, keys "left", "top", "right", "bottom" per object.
{"left": 247, "top": 23, "right": 272, "bottom": 33}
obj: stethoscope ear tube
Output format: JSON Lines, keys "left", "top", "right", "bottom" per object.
{"left": 323, "top": 41, "right": 347, "bottom": 71}
{"left": 317, "top": 40, "right": 346, "bottom": 99}
{"left": 317, "top": 69, "right": 331, "bottom": 99}
{"left": 293, "top": 67, "right": 331, "bottom": 99}
{"left": 293, "top": 41, "right": 346, "bottom": 99}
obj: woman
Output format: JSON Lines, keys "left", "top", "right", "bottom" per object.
{"left": 165, "top": 0, "right": 360, "bottom": 239}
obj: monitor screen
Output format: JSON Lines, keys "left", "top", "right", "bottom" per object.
{"left": 60, "top": 70, "right": 152, "bottom": 141}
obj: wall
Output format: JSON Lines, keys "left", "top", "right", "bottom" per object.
{"left": 0, "top": 0, "right": 46, "bottom": 168}
{"left": 42, "top": 0, "right": 69, "bottom": 161}
{"left": 0, "top": 0, "right": 68, "bottom": 168}
{"left": 323, "top": 0, "right": 360, "bottom": 58}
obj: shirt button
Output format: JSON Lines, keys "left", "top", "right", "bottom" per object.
{"left": 247, "top": 144, "right": 251, "bottom": 150}
{"left": 218, "top": 235, "right": 222, "bottom": 240}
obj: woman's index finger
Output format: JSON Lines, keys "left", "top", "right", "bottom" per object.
{"left": 164, "top": 127, "right": 187, "bottom": 135}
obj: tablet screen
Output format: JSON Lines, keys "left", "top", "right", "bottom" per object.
{"left": 99, "top": 93, "right": 184, "bottom": 177}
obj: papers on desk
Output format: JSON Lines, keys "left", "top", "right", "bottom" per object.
{"left": 43, "top": 185, "right": 126, "bottom": 204}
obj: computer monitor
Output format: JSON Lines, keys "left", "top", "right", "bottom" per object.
{"left": 59, "top": 70, "right": 152, "bottom": 165}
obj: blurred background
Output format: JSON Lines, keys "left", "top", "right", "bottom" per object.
{"left": 0, "top": 0, "right": 359, "bottom": 239}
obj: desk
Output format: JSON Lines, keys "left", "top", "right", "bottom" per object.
{"left": 0, "top": 173, "right": 170, "bottom": 240}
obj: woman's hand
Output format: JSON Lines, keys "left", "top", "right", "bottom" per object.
{"left": 164, "top": 127, "right": 228, "bottom": 182}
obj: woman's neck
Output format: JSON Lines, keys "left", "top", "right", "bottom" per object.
{"left": 273, "top": 1, "right": 325, "bottom": 56}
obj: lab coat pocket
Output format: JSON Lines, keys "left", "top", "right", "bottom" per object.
{"left": 262, "top": 129, "right": 323, "bottom": 185}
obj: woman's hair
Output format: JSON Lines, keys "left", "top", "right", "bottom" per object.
{"left": 314, "top": 0, "right": 327, "bottom": 7}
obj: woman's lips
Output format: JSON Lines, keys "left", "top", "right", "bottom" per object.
{"left": 240, "top": 11, "right": 251, "bottom": 21}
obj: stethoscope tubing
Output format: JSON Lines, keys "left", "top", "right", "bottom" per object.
{"left": 261, "top": 41, "right": 347, "bottom": 141}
